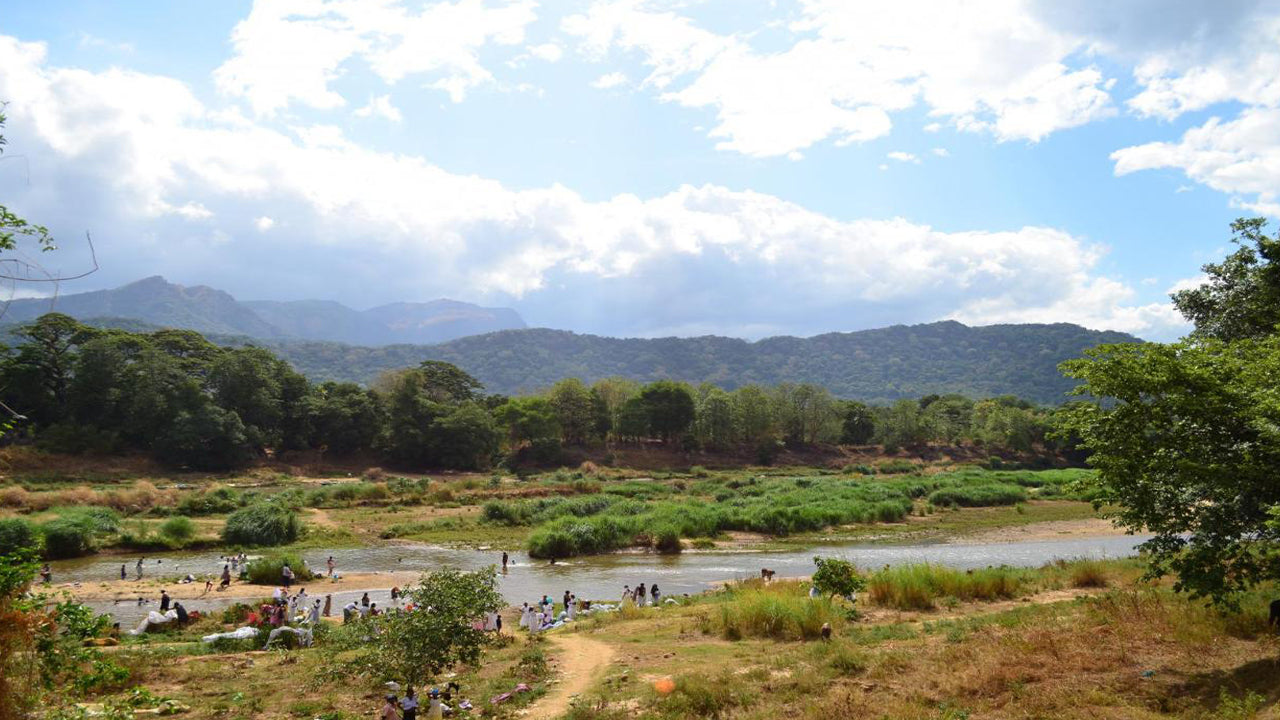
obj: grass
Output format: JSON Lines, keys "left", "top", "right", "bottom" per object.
{"left": 865, "top": 563, "right": 1029, "bottom": 610}
{"left": 702, "top": 580, "right": 843, "bottom": 641}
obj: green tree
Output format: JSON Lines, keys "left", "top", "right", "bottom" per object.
{"left": 1059, "top": 336, "right": 1280, "bottom": 603}
{"left": 840, "top": 401, "right": 876, "bottom": 445}
{"left": 875, "top": 399, "right": 927, "bottom": 450}
{"left": 811, "top": 556, "right": 866, "bottom": 599}
{"left": 430, "top": 403, "right": 501, "bottom": 470}
{"left": 548, "top": 378, "right": 595, "bottom": 445}
{"left": 730, "top": 384, "right": 775, "bottom": 445}
{"left": 309, "top": 382, "right": 385, "bottom": 454}
{"left": 1, "top": 314, "right": 99, "bottom": 426}
{"left": 209, "top": 347, "right": 286, "bottom": 448}
{"left": 920, "top": 394, "right": 974, "bottom": 445}
{"left": 1172, "top": 217, "right": 1280, "bottom": 342}
{"left": 638, "top": 380, "right": 696, "bottom": 442}
{"left": 615, "top": 396, "right": 649, "bottom": 441}
{"left": 357, "top": 568, "right": 504, "bottom": 686}
{"left": 494, "top": 396, "right": 560, "bottom": 446}
{"left": 417, "top": 360, "right": 483, "bottom": 403}
{"left": 154, "top": 400, "right": 255, "bottom": 471}
{"left": 694, "top": 384, "right": 735, "bottom": 449}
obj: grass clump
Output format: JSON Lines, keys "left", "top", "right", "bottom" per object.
{"left": 927, "top": 483, "right": 1028, "bottom": 507}
{"left": 1067, "top": 559, "right": 1110, "bottom": 588}
{"left": 245, "top": 553, "right": 315, "bottom": 585}
{"left": 222, "top": 502, "right": 302, "bottom": 547}
{"left": 708, "top": 580, "right": 840, "bottom": 641}
{"left": 867, "top": 564, "right": 1026, "bottom": 610}
{"left": 158, "top": 516, "right": 197, "bottom": 542}
{"left": 660, "top": 672, "right": 756, "bottom": 719}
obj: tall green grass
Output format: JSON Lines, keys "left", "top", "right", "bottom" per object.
{"left": 703, "top": 580, "right": 841, "bottom": 641}
{"left": 927, "top": 484, "right": 1027, "bottom": 507}
{"left": 866, "top": 564, "right": 1027, "bottom": 610}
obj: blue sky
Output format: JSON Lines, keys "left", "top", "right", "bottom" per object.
{"left": 2, "top": 0, "right": 1278, "bottom": 340}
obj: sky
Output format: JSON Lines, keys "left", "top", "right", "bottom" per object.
{"left": 1, "top": 0, "right": 1278, "bottom": 341}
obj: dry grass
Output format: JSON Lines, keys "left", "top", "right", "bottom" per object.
{"left": 0, "top": 481, "right": 177, "bottom": 513}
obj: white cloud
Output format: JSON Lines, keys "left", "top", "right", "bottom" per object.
{"left": 591, "top": 71, "right": 628, "bottom": 89}
{"left": 1112, "top": 108, "right": 1280, "bottom": 216}
{"left": 563, "top": 0, "right": 1116, "bottom": 157}
{"left": 0, "top": 33, "right": 1185, "bottom": 339}
{"left": 214, "top": 0, "right": 539, "bottom": 116}
{"left": 931, "top": 147, "right": 949, "bottom": 157}
{"left": 887, "top": 151, "right": 919, "bottom": 164}
{"left": 255, "top": 216, "right": 276, "bottom": 231}
{"left": 354, "top": 94, "right": 403, "bottom": 122}
{"left": 923, "top": 122, "right": 942, "bottom": 132}
{"left": 527, "top": 43, "right": 563, "bottom": 62}
{"left": 1165, "top": 275, "right": 1207, "bottom": 295}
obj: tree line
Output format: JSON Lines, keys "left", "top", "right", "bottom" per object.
{"left": 0, "top": 313, "right": 1073, "bottom": 471}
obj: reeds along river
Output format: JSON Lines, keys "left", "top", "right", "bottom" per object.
{"left": 52, "top": 534, "right": 1150, "bottom": 624}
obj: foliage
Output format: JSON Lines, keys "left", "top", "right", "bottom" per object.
{"left": 0, "top": 547, "right": 40, "bottom": 720}
{"left": 245, "top": 553, "right": 314, "bottom": 585}
{"left": 1172, "top": 218, "right": 1280, "bottom": 342}
{"left": 158, "top": 516, "right": 196, "bottom": 542}
{"left": 337, "top": 568, "right": 503, "bottom": 686}
{"left": 222, "top": 502, "right": 302, "bottom": 547}
{"left": 0, "top": 518, "right": 40, "bottom": 555}
{"left": 812, "top": 556, "right": 866, "bottom": 598}
{"left": 40, "top": 517, "right": 97, "bottom": 559}
{"left": 927, "top": 484, "right": 1028, "bottom": 507}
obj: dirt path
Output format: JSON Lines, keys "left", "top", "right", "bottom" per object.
{"left": 523, "top": 633, "right": 615, "bottom": 720}
{"left": 952, "top": 518, "right": 1129, "bottom": 544}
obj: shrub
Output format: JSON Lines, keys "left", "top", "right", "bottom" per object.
{"left": 176, "top": 486, "right": 241, "bottom": 515}
{"left": 222, "top": 503, "right": 302, "bottom": 547}
{"left": 812, "top": 556, "right": 865, "bottom": 598}
{"left": 245, "top": 553, "right": 315, "bottom": 585}
{"left": 0, "top": 517, "right": 41, "bottom": 554}
{"left": 662, "top": 672, "right": 755, "bottom": 719}
{"left": 1068, "top": 559, "right": 1110, "bottom": 588}
{"left": 927, "top": 484, "right": 1028, "bottom": 507}
{"left": 654, "top": 526, "right": 682, "bottom": 554}
{"left": 41, "top": 517, "right": 96, "bottom": 558}
{"left": 158, "top": 516, "right": 196, "bottom": 543}
{"left": 54, "top": 506, "right": 121, "bottom": 534}
{"left": 876, "top": 459, "right": 917, "bottom": 475}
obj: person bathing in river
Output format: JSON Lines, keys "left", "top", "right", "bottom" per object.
{"left": 120, "top": 564, "right": 126, "bottom": 581}
{"left": 502, "top": 551, "right": 508, "bottom": 571}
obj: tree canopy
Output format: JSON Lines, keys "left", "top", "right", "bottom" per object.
{"left": 1059, "top": 218, "right": 1280, "bottom": 604}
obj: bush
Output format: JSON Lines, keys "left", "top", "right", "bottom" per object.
{"left": 41, "top": 517, "right": 96, "bottom": 558}
{"left": 222, "top": 503, "right": 302, "bottom": 547}
{"left": 176, "top": 486, "right": 241, "bottom": 515}
{"left": 654, "top": 526, "right": 682, "bottom": 554}
{"left": 876, "top": 459, "right": 917, "bottom": 475}
{"left": 1068, "top": 559, "right": 1110, "bottom": 588}
{"left": 159, "top": 516, "right": 197, "bottom": 542}
{"left": 245, "top": 553, "right": 315, "bottom": 585}
{"left": 927, "top": 484, "right": 1028, "bottom": 507}
{"left": 0, "top": 517, "right": 41, "bottom": 554}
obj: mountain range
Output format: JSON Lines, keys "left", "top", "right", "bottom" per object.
{"left": 0, "top": 276, "right": 526, "bottom": 345}
{"left": 0, "top": 277, "right": 1140, "bottom": 404}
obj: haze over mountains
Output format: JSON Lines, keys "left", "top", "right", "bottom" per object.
{"left": 0, "top": 277, "right": 1140, "bottom": 404}
{"left": 1, "top": 276, "right": 526, "bottom": 345}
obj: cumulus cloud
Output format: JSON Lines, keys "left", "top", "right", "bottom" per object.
{"left": 1111, "top": 108, "right": 1280, "bottom": 216}
{"left": 214, "top": 0, "right": 538, "bottom": 115}
{"left": 562, "top": 0, "right": 1116, "bottom": 157}
{"left": 0, "top": 34, "right": 1183, "bottom": 339}
{"left": 887, "top": 151, "right": 919, "bottom": 164}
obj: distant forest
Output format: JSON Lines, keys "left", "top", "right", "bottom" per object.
{"left": 0, "top": 314, "right": 1093, "bottom": 471}
{"left": 6, "top": 317, "right": 1141, "bottom": 405}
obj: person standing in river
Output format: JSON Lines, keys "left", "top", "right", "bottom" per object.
{"left": 120, "top": 564, "right": 126, "bottom": 581}
{"left": 159, "top": 589, "right": 170, "bottom": 612}
{"left": 135, "top": 558, "right": 144, "bottom": 580}
{"left": 501, "top": 551, "right": 509, "bottom": 572}
{"left": 327, "top": 556, "right": 335, "bottom": 577}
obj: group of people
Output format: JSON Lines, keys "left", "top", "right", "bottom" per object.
{"left": 380, "top": 683, "right": 464, "bottom": 720}
{"left": 621, "top": 582, "right": 661, "bottom": 606}
{"left": 268, "top": 585, "right": 330, "bottom": 625}
{"left": 518, "top": 590, "right": 592, "bottom": 633}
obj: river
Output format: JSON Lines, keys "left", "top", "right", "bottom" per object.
{"left": 53, "top": 534, "right": 1149, "bottom": 624}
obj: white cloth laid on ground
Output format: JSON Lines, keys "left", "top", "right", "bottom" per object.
{"left": 130, "top": 609, "right": 177, "bottom": 635}
{"left": 202, "top": 626, "right": 259, "bottom": 643}
{"left": 263, "top": 626, "right": 313, "bottom": 649}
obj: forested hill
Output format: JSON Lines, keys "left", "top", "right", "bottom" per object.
{"left": 245, "top": 321, "right": 1137, "bottom": 404}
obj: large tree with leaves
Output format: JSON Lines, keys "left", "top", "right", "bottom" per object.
{"left": 1058, "top": 218, "right": 1280, "bottom": 604}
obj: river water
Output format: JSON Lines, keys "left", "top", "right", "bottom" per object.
{"left": 54, "top": 534, "right": 1149, "bottom": 624}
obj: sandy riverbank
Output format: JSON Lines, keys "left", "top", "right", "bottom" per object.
{"left": 952, "top": 518, "right": 1132, "bottom": 544}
